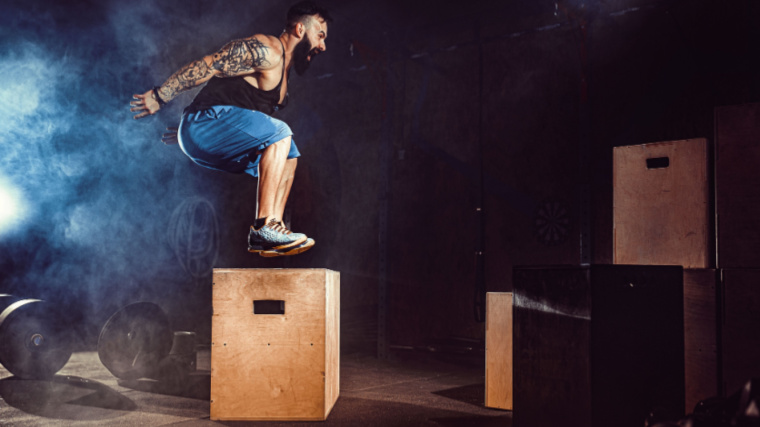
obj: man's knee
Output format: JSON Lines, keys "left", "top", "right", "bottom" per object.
{"left": 272, "top": 136, "right": 292, "bottom": 149}
{"left": 259, "top": 136, "right": 292, "bottom": 156}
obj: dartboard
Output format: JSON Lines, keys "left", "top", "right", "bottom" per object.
{"left": 534, "top": 200, "right": 570, "bottom": 246}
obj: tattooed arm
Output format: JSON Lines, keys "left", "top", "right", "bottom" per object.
{"left": 131, "top": 35, "right": 277, "bottom": 119}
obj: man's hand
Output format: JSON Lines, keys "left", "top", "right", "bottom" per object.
{"left": 130, "top": 89, "right": 161, "bottom": 120}
{"left": 162, "top": 127, "right": 179, "bottom": 145}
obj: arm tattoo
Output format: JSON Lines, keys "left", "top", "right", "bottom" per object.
{"left": 155, "top": 37, "right": 270, "bottom": 103}
{"left": 158, "top": 58, "right": 213, "bottom": 102}
{"left": 211, "top": 38, "right": 271, "bottom": 76}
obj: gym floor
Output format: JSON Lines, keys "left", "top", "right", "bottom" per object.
{"left": 0, "top": 350, "right": 511, "bottom": 426}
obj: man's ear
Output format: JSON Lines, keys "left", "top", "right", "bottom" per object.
{"left": 296, "top": 22, "right": 306, "bottom": 38}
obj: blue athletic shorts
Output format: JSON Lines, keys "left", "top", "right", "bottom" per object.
{"left": 178, "top": 105, "right": 300, "bottom": 177}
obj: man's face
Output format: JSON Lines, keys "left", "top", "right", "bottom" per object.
{"left": 293, "top": 15, "right": 327, "bottom": 76}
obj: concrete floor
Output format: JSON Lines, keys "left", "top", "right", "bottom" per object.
{"left": 0, "top": 350, "right": 511, "bottom": 426}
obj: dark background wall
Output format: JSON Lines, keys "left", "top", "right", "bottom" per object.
{"left": 0, "top": 0, "right": 757, "bottom": 356}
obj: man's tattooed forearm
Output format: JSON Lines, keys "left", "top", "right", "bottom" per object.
{"left": 159, "top": 58, "right": 213, "bottom": 101}
{"left": 211, "top": 38, "right": 271, "bottom": 75}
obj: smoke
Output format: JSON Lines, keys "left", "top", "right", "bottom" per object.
{"left": 0, "top": 0, "right": 263, "bottom": 345}
{"left": 0, "top": 43, "right": 78, "bottom": 227}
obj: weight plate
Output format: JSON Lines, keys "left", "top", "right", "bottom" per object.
{"left": 97, "top": 302, "right": 172, "bottom": 380}
{"left": 0, "top": 298, "right": 73, "bottom": 379}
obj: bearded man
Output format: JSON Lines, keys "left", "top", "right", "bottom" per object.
{"left": 130, "top": 1, "right": 330, "bottom": 257}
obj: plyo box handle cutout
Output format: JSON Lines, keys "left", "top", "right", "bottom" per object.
{"left": 253, "top": 300, "right": 285, "bottom": 315}
{"left": 646, "top": 156, "right": 670, "bottom": 169}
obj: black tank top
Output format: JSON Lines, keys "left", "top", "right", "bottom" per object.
{"left": 185, "top": 38, "right": 288, "bottom": 116}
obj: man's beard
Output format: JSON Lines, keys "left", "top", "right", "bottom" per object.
{"left": 293, "top": 37, "right": 316, "bottom": 76}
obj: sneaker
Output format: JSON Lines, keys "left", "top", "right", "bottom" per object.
{"left": 260, "top": 237, "right": 315, "bottom": 257}
{"left": 248, "top": 216, "right": 307, "bottom": 253}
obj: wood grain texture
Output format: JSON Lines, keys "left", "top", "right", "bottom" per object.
{"left": 613, "top": 138, "right": 710, "bottom": 268}
{"left": 513, "top": 265, "right": 684, "bottom": 427}
{"left": 683, "top": 269, "right": 719, "bottom": 412}
{"left": 485, "top": 292, "right": 513, "bottom": 410}
{"left": 210, "top": 269, "right": 339, "bottom": 421}
{"left": 722, "top": 269, "right": 760, "bottom": 396}
{"left": 324, "top": 270, "right": 340, "bottom": 417}
{"left": 716, "top": 103, "right": 760, "bottom": 268}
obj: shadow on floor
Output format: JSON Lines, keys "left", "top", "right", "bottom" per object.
{"left": 162, "top": 396, "right": 510, "bottom": 427}
{"left": 0, "top": 375, "right": 135, "bottom": 421}
{"left": 432, "top": 382, "right": 487, "bottom": 408}
{"left": 428, "top": 414, "right": 512, "bottom": 427}
{"left": 117, "top": 371, "right": 211, "bottom": 401}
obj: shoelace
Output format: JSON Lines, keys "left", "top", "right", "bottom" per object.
{"left": 267, "top": 219, "right": 292, "bottom": 235}
{"left": 278, "top": 220, "right": 293, "bottom": 235}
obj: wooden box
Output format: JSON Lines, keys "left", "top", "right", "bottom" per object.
{"left": 485, "top": 292, "right": 512, "bottom": 410}
{"left": 613, "top": 139, "right": 710, "bottom": 268}
{"left": 513, "top": 265, "right": 684, "bottom": 427}
{"left": 210, "top": 269, "right": 340, "bottom": 421}
{"left": 683, "top": 269, "right": 720, "bottom": 412}
{"left": 722, "top": 269, "right": 760, "bottom": 396}
{"left": 715, "top": 103, "right": 760, "bottom": 268}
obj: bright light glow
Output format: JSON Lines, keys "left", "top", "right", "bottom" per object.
{"left": 0, "top": 179, "right": 26, "bottom": 236}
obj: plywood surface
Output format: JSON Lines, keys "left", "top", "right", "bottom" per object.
{"left": 485, "top": 292, "right": 512, "bottom": 410}
{"left": 683, "top": 269, "right": 719, "bottom": 412}
{"left": 722, "top": 269, "right": 760, "bottom": 395}
{"left": 513, "top": 267, "right": 593, "bottom": 427}
{"left": 324, "top": 270, "right": 340, "bottom": 417}
{"left": 210, "top": 269, "right": 339, "bottom": 421}
{"left": 613, "top": 139, "right": 709, "bottom": 268}
{"left": 514, "top": 265, "right": 684, "bottom": 427}
{"left": 716, "top": 103, "right": 760, "bottom": 268}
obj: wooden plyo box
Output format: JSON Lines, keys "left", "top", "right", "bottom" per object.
{"left": 613, "top": 138, "right": 710, "bottom": 268}
{"left": 210, "top": 269, "right": 340, "bottom": 421}
{"left": 485, "top": 292, "right": 512, "bottom": 410}
{"left": 513, "top": 265, "right": 684, "bottom": 427}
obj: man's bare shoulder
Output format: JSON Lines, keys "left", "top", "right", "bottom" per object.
{"left": 243, "top": 34, "right": 283, "bottom": 67}
{"left": 210, "top": 34, "right": 281, "bottom": 74}
{"left": 252, "top": 34, "right": 283, "bottom": 49}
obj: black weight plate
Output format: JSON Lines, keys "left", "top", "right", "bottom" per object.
{"left": 0, "top": 299, "right": 73, "bottom": 379}
{"left": 97, "top": 302, "right": 172, "bottom": 380}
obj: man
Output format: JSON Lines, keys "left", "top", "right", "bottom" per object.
{"left": 130, "top": 2, "right": 330, "bottom": 257}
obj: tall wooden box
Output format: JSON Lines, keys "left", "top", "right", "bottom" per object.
{"left": 683, "top": 269, "right": 720, "bottom": 412}
{"left": 210, "top": 269, "right": 340, "bottom": 421}
{"left": 722, "top": 269, "right": 760, "bottom": 396}
{"left": 613, "top": 138, "right": 710, "bottom": 268}
{"left": 485, "top": 292, "right": 512, "bottom": 410}
{"left": 513, "top": 265, "right": 684, "bottom": 427}
{"left": 715, "top": 103, "right": 760, "bottom": 268}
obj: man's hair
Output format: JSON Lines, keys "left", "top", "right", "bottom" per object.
{"left": 286, "top": 1, "right": 332, "bottom": 29}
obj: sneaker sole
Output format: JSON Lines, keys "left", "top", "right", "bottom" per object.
{"left": 259, "top": 239, "right": 315, "bottom": 257}
{"left": 248, "top": 235, "right": 307, "bottom": 253}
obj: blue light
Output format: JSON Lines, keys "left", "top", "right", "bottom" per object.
{"left": 0, "top": 177, "right": 27, "bottom": 237}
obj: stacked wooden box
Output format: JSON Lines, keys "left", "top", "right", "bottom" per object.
{"left": 498, "top": 104, "right": 760, "bottom": 426}
{"left": 714, "top": 104, "right": 760, "bottom": 396}
{"left": 512, "top": 264, "right": 685, "bottom": 427}
{"left": 613, "top": 137, "right": 718, "bottom": 412}
{"left": 612, "top": 102, "right": 760, "bottom": 410}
